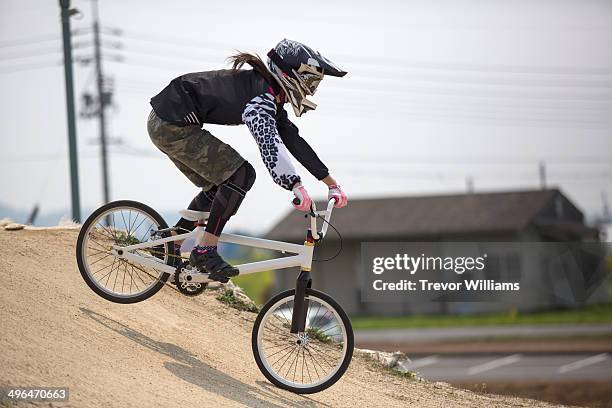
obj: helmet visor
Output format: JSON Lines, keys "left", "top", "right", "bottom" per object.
{"left": 295, "top": 63, "right": 324, "bottom": 95}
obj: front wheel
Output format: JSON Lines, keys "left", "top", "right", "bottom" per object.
{"left": 252, "top": 289, "right": 354, "bottom": 394}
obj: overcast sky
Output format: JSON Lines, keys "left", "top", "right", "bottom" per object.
{"left": 1, "top": 0, "right": 611, "bottom": 234}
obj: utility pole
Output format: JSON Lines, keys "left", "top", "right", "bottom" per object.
{"left": 539, "top": 161, "right": 547, "bottom": 190}
{"left": 466, "top": 176, "right": 474, "bottom": 194}
{"left": 92, "top": 0, "right": 110, "bottom": 205}
{"left": 59, "top": 0, "right": 81, "bottom": 222}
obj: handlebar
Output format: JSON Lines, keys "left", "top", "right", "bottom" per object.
{"left": 291, "top": 197, "right": 336, "bottom": 241}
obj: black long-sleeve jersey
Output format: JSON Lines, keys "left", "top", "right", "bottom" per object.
{"left": 150, "top": 69, "right": 329, "bottom": 190}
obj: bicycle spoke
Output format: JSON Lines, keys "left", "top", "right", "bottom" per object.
{"left": 112, "top": 257, "right": 121, "bottom": 292}
{"left": 262, "top": 339, "right": 293, "bottom": 350}
{"left": 272, "top": 312, "right": 291, "bottom": 327}
{"left": 311, "top": 308, "right": 331, "bottom": 329}
{"left": 306, "top": 343, "right": 337, "bottom": 369}
{"left": 131, "top": 215, "right": 147, "bottom": 239}
{"left": 93, "top": 224, "right": 116, "bottom": 242}
{"left": 265, "top": 343, "right": 296, "bottom": 359}
{"left": 305, "top": 346, "right": 328, "bottom": 377}
{"left": 88, "top": 238, "right": 112, "bottom": 252}
{"left": 309, "top": 304, "right": 322, "bottom": 328}
{"left": 88, "top": 253, "right": 112, "bottom": 267}
{"left": 122, "top": 258, "right": 162, "bottom": 282}
{"left": 139, "top": 223, "right": 154, "bottom": 244}
{"left": 91, "top": 258, "right": 117, "bottom": 277}
{"left": 121, "top": 260, "right": 127, "bottom": 293}
{"left": 305, "top": 346, "right": 321, "bottom": 379}
{"left": 111, "top": 213, "right": 118, "bottom": 239}
{"left": 317, "top": 324, "right": 340, "bottom": 335}
{"left": 127, "top": 211, "right": 133, "bottom": 236}
{"left": 289, "top": 345, "right": 300, "bottom": 381}
{"left": 300, "top": 347, "right": 305, "bottom": 383}
{"left": 126, "top": 263, "right": 140, "bottom": 291}
{"left": 271, "top": 344, "right": 298, "bottom": 369}
{"left": 120, "top": 211, "right": 129, "bottom": 236}
{"left": 100, "top": 258, "right": 118, "bottom": 286}
{"left": 125, "top": 260, "right": 154, "bottom": 286}
{"left": 275, "top": 346, "right": 299, "bottom": 373}
{"left": 86, "top": 247, "right": 111, "bottom": 258}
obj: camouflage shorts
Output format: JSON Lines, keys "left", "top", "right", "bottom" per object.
{"left": 147, "top": 110, "right": 245, "bottom": 191}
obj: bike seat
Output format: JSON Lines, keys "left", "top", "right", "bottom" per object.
{"left": 178, "top": 209, "right": 210, "bottom": 222}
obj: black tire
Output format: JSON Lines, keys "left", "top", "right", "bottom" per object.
{"left": 76, "top": 200, "right": 172, "bottom": 304}
{"left": 252, "top": 288, "right": 354, "bottom": 394}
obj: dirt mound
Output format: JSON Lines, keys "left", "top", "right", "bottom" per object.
{"left": 0, "top": 229, "right": 560, "bottom": 407}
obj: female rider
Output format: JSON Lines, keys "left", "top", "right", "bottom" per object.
{"left": 147, "top": 39, "right": 348, "bottom": 283}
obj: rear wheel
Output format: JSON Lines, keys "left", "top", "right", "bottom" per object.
{"left": 252, "top": 288, "right": 354, "bottom": 394}
{"left": 76, "top": 200, "right": 174, "bottom": 304}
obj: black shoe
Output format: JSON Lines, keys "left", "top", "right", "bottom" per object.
{"left": 189, "top": 246, "right": 239, "bottom": 283}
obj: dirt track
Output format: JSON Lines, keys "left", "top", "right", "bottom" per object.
{"left": 0, "top": 229, "right": 562, "bottom": 407}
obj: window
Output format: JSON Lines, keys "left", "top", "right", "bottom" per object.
{"left": 486, "top": 254, "right": 501, "bottom": 281}
{"left": 506, "top": 253, "right": 522, "bottom": 281}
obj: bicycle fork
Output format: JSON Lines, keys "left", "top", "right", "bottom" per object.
{"left": 291, "top": 269, "right": 312, "bottom": 333}
{"left": 291, "top": 239, "right": 314, "bottom": 334}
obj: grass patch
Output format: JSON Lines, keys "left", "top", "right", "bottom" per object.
{"left": 231, "top": 270, "right": 274, "bottom": 306}
{"left": 216, "top": 289, "right": 258, "bottom": 313}
{"left": 306, "top": 327, "right": 332, "bottom": 344}
{"left": 356, "top": 351, "right": 420, "bottom": 381}
{"left": 352, "top": 302, "right": 612, "bottom": 330}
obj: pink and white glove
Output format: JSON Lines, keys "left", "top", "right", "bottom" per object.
{"left": 292, "top": 184, "right": 312, "bottom": 212}
{"left": 328, "top": 184, "right": 347, "bottom": 208}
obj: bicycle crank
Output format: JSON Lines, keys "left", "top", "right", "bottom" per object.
{"left": 174, "top": 261, "right": 207, "bottom": 296}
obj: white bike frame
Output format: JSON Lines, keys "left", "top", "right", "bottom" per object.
{"left": 110, "top": 199, "right": 336, "bottom": 282}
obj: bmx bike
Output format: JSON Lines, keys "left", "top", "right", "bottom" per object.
{"left": 75, "top": 198, "right": 353, "bottom": 394}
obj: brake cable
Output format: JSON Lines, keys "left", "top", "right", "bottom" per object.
{"left": 312, "top": 214, "right": 343, "bottom": 262}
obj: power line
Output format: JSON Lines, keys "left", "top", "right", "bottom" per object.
{"left": 0, "top": 47, "right": 63, "bottom": 61}
{"left": 0, "top": 34, "right": 59, "bottom": 49}
{"left": 0, "top": 60, "right": 62, "bottom": 74}
{"left": 0, "top": 152, "right": 99, "bottom": 163}
{"left": 114, "top": 47, "right": 219, "bottom": 66}
{"left": 103, "top": 28, "right": 231, "bottom": 53}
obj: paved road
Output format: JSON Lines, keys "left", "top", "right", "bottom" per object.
{"left": 355, "top": 324, "right": 612, "bottom": 343}
{"left": 400, "top": 353, "right": 612, "bottom": 381}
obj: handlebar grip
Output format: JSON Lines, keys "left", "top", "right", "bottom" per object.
{"left": 292, "top": 197, "right": 301, "bottom": 206}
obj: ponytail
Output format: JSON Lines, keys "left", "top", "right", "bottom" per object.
{"left": 227, "top": 52, "right": 273, "bottom": 82}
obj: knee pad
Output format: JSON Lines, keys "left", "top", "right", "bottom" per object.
{"left": 225, "top": 161, "right": 256, "bottom": 193}
{"left": 205, "top": 162, "right": 256, "bottom": 235}
{"left": 187, "top": 187, "right": 217, "bottom": 211}
{"left": 215, "top": 161, "right": 256, "bottom": 218}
